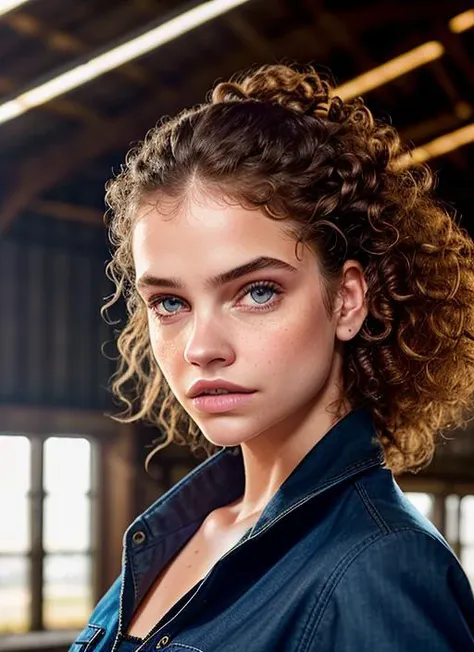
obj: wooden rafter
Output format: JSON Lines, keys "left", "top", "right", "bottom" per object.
{"left": 1, "top": 8, "right": 155, "bottom": 123}
{"left": 225, "top": 14, "right": 275, "bottom": 63}
{"left": 0, "top": 47, "right": 260, "bottom": 235}
{"left": 399, "top": 110, "right": 471, "bottom": 143}
{"left": 308, "top": 9, "right": 396, "bottom": 106}
{"left": 0, "top": 90, "right": 172, "bottom": 234}
{"left": 3, "top": 9, "right": 153, "bottom": 86}
{"left": 31, "top": 200, "right": 104, "bottom": 226}
{"left": 1, "top": 2, "right": 473, "bottom": 235}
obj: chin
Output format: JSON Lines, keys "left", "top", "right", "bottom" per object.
{"left": 198, "top": 424, "right": 264, "bottom": 449}
{"left": 201, "top": 434, "right": 250, "bottom": 449}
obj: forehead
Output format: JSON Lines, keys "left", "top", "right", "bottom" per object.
{"left": 132, "top": 191, "right": 314, "bottom": 279}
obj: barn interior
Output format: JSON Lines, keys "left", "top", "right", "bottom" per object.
{"left": 0, "top": 0, "right": 474, "bottom": 650}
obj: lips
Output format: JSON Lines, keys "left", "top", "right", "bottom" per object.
{"left": 199, "top": 391, "right": 240, "bottom": 396}
{"left": 187, "top": 379, "right": 256, "bottom": 398}
{"left": 191, "top": 391, "right": 256, "bottom": 413}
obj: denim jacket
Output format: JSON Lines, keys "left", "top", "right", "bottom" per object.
{"left": 70, "top": 407, "right": 474, "bottom": 651}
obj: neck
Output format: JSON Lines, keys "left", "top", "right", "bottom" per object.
{"left": 229, "top": 396, "right": 351, "bottom": 524}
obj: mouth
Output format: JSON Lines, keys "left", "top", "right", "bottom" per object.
{"left": 191, "top": 391, "right": 257, "bottom": 413}
{"left": 196, "top": 390, "right": 254, "bottom": 397}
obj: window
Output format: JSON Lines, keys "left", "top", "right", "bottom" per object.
{"left": 0, "top": 435, "right": 97, "bottom": 634}
{"left": 404, "top": 492, "right": 434, "bottom": 521}
{"left": 460, "top": 496, "right": 474, "bottom": 585}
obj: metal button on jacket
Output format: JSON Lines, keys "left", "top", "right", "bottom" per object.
{"left": 156, "top": 635, "right": 170, "bottom": 648}
{"left": 131, "top": 530, "right": 146, "bottom": 545}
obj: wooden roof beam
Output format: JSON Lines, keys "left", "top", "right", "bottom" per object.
{"left": 306, "top": 9, "right": 396, "bottom": 106}
{"left": 399, "top": 110, "right": 471, "bottom": 143}
{"left": 1, "top": 9, "right": 154, "bottom": 123}
{"left": 0, "top": 45, "right": 266, "bottom": 235}
{"left": 224, "top": 14, "right": 275, "bottom": 62}
{"left": 0, "top": 85, "right": 180, "bottom": 235}
{"left": 3, "top": 10, "right": 153, "bottom": 85}
{"left": 31, "top": 199, "right": 104, "bottom": 226}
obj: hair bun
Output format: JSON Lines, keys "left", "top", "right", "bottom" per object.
{"left": 212, "top": 64, "right": 337, "bottom": 120}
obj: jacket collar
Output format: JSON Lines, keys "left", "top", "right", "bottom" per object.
{"left": 136, "top": 407, "right": 384, "bottom": 544}
{"left": 249, "top": 406, "right": 384, "bottom": 535}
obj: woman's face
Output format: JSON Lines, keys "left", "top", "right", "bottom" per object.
{"left": 132, "top": 189, "right": 350, "bottom": 449}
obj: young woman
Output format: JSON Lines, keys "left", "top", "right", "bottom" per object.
{"left": 71, "top": 64, "right": 474, "bottom": 651}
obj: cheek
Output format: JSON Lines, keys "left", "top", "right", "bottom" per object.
{"left": 147, "top": 322, "right": 178, "bottom": 373}
{"left": 255, "top": 308, "right": 331, "bottom": 370}
{"left": 151, "top": 340, "right": 178, "bottom": 370}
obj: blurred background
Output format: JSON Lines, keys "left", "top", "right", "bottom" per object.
{"left": 0, "top": 0, "right": 474, "bottom": 649}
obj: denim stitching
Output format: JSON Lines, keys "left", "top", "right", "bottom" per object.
{"left": 132, "top": 517, "right": 205, "bottom": 555}
{"left": 250, "top": 453, "right": 383, "bottom": 538}
{"left": 297, "top": 526, "right": 452, "bottom": 651}
{"left": 83, "top": 625, "right": 105, "bottom": 651}
{"left": 354, "top": 478, "right": 390, "bottom": 534}
{"left": 139, "top": 450, "right": 229, "bottom": 519}
{"left": 76, "top": 624, "right": 103, "bottom": 644}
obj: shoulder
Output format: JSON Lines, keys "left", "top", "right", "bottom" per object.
{"left": 297, "top": 468, "right": 474, "bottom": 650}
{"left": 312, "top": 466, "right": 449, "bottom": 560}
{"left": 337, "top": 526, "right": 468, "bottom": 586}
{"left": 301, "top": 527, "right": 474, "bottom": 652}
{"left": 337, "top": 468, "right": 471, "bottom": 597}
{"left": 348, "top": 465, "right": 448, "bottom": 543}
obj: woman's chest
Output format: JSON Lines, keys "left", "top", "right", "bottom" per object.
{"left": 126, "top": 513, "right": 254, "bottom": 639}
{"left": 72, "top": 502, "right": 349, "bottom": 652}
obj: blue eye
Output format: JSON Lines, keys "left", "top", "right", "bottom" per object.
{"left": 248, "top": 283, "right": 277, "bottom": 304}
{"left": 160, "top": 297, "right": 183, "bottom": 314}
{"left": 149, "top": 281, "right": 283, "bottom": 321}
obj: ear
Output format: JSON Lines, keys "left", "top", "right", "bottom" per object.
{"left": 333, "top": 260, "right": 368, "bottom": 342}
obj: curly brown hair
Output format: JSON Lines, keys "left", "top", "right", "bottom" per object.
{"left": 102, "top": 63, "right": 474, "bottom": 475}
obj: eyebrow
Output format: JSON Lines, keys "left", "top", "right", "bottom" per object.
{"left": 135, "top": 256, "right": 298, "bottom": 292}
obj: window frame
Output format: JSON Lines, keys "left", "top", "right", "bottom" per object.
{"left": 0, "top": 405, "right": 128, "bottom": 639}
{"left": 0, "top": 431, "right": 98, "bottom": 633}
{"left": 398, "top": 476, "right": 474, "bottom": 584}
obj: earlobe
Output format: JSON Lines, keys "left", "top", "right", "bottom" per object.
{"left": 337, "top": 323, "right": 358, "bottom": 342}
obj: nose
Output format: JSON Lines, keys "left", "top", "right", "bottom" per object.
{"left": 184, "top": 318, "right": 235, "bottom": 367}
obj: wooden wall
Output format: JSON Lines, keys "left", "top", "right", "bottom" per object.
{"left": 0, "top": 210, "right": 116, "bottom": 410}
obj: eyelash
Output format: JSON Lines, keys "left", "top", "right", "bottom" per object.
{"left": 147, "top": 281, "right": 283, "bottom": 322}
